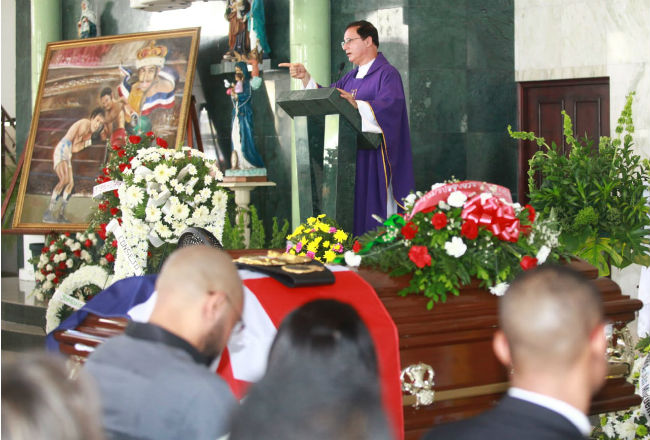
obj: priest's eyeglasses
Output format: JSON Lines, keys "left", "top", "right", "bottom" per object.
{"left": 341, "top": 37, "right": 361, "bottom": 48}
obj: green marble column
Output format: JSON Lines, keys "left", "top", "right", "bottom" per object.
{"left": 31, "top": 0, "right": 62, "bottom": 107}
{"left": 289, "top": 0, "right": 330, "bottom": 228}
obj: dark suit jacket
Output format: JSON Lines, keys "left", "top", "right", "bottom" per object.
{"left": 421, "top": 395, "right": 587, "bottom": 440}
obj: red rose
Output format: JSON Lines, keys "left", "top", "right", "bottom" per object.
{"left": 401, "top": 222, "right": 419, "bottom": 240}
{"left": 58, "top": 261, "right": 66, "bottom": 269}
{"left": 53, "top": 277, "right": 59, "bottom": 284}
{"left": 113, "top": 189, "right": 120, "bottom": 198}
{"left": 50, "top": 240, "right": 56, "bottom": 245}
{"left": 98, "top": 202, "right": 107, "bottom": 211}
{"left": 85, "top": 239, "right": 92, "bottom": 248}
{"left": 111, "top": 144, "right": 121, "bottom": 151}
{"left": 520, "top": 256, "right": 538, "bottom": 271}
{"left": 128, "top": 156, "right": 134, "bottom": 163}
{"left": 118, "top": 163, "right": 131, "bottom": 172}
{"left": 147, "top": 251, "right": 152, "bottom": 258}
{"left": 156, "top": 137, "right": 168, "bottom": 148}
{"left": 110, "top": 207, "right": 120, "bottom": 216}
{"left": 40, "top": 268, "right": 47, "bottom": 275}
{"left": 117, "top": 217, "right": 123, "bottom": 225}
{"left": 73, "top": 250, "right": 81, "bottom": 257}
{"left": 117, "top": 149, "right": 127, "bottom": 157}
{"left": 145, "top": 131, "right": 154, "bottom": 137}
{"left": 98, "top": 229, "right": 106, "bottom": 240}
{"left": 129, "top": 135, "right": 141, "bottom": 144}
{"left": 431, "top": 212, "right": 448, "bottom": 230}
{"left": 524, "top": 204, "right": 535, "bottom": 222}
{"left": 55, "top": 269, "right": 64, "bottom": 277}
{"left": 111, "top": 239, "right": 118, "bottom": 248}
{"left": 41, "top": 246, "right": 48, "bottom": 254}
{"left": 102, "top": 167, "right": 111, "bottom": 176}
{"left": 50, "top": 254, "right": 56, "bottom": 261}
{"left": 408, "top": 245, "right": 432, "bottom": 268}
{"left": 461, "top": 220, "right": 479, "bottom": 240}
{"left": 57, "top": 249, "right": 63, "bottom": 254}
{"left": 64, "top": 232, "right": 70, "bottom": 237}
{"left": 105, "top": 253, "right": 115, "bottom": 263}
{"left": 352, "top": 240, "right": 362, "bottom": 253}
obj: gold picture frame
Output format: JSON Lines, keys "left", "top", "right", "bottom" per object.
{"left": 12, "top": 27, "right": 200, "bottom": 232}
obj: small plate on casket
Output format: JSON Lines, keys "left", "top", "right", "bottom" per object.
{"left": 234, "top": 252, "right": 335, "bottom": 287}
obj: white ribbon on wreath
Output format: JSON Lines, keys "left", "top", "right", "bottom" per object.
{"left": 45, "top": 265, "right": 113, "bottom": 333}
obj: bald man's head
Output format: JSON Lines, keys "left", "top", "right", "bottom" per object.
{"left": 499, "top": 265, "right": 603, "bottom": 371}
{"left": 156, "top": 246, "right": 242, "bottom": 304}
{"left": 152, "top": 246, "right": 244, "bottom": 357}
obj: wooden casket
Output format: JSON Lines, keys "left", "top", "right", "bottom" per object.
{"left": 53, "top": 255, "right": 642, "bottom": 440}
{"left": 358, "top": 258, "right": 643, "bottom": 440}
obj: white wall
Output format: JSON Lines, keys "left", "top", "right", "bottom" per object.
{"left": 515, "top": 0, "right": 650, "bottom": 326}
{"left": 1, "top": 0, "right": 16, "bottom": 116}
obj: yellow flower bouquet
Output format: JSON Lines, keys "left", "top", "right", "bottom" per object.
{"left": 285, "top": 214, "right": 351, "bottom": 263}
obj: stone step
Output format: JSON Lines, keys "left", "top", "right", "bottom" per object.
{"left": 1, "top": 320, "right": 46, "bottom": 352}
{"left": 1, "top": 299, "right": 46, "bottom": 328}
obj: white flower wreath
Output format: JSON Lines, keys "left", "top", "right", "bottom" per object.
{"left": 45, "top": 265, "right": 113, "bottom": 334}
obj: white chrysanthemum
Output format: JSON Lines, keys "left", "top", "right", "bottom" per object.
{"left": 71, "top": 242, "right": 81, "bottom": 251}
{"left": 134, "top": 174, "right": 145, "bottom": 184}
{"left": 88, "top": 233, "right": 96, "bottom": 240}
{"left": 49, "top": 244, "right": 57, "bottom": 252}
{"left": 81, "top": 250, "right": 91, "bottom": 262}
{"left": 39, "top": 254, "right": 48, "bottom": 265}
{"left": 171, "top": 203, "right": 190, "bottom": 220}
{"left": 144, "top": 173, "right": 155, "bottom": 182}
{"left": 211, "top": 165, "right": 224, "bottom": 181}
{"left": 153, "top": 164, "right": 175, "bottom": 184}
{"left": 187, "top": 164, "right": 197, "bottom": 175}
{"left": 123, "top": 168, "right": 133, "bottom": 176}
{"left": 145, "top": 205, "right": 162, "bottom": 223}
{"left": 204, "top": 174, "right": 213, "bottom": 185}
{"left": 46, "top": 264, "right": 53, "bottom": 271}
{"left": 444, "top": 236, "right": 467, "bottom": 258}
{"left": 438, "top": 201, "right": 450, "bottom": 210}
{"left": 35, "top": 272, "right": 45, "bottom": 281}
{"left": 212, "top": 191, "right": 227, "bottom": 209}
{"left": 172, "top": 222, "right": 186, "bottom": 236}
{"left": 66, "top": 259, "right": 73, "bottom": 268}
{"left": 191, "top": 206, "right": 210, "bottom": 224}
{"left": 123, "top": 186, "right": 145, "bottom": 208}
{"left": 616, "top": 419, "right": 637, "bottom": 439}
{"left": 536, "top": 245, "right": 551, "bottom": 264}
{"left": 42, "top": 280, "right": 53, "bottom": 290}
{"left": 65, "top": 239, "right": 74, "bottom": 247}
{"left": 155, "top": 222, "right": 172, "bottom": 239}
{"left": 35, "top": 290, "right": 45, "bottom": 301}
{"left": 75, "top": 232, "right": 84, "bottom": 241}
{"left": 489, "top": 282, "right": 509, "bottom": 296}
{"left": 447, "top": 191, "right": 467, "bottom": 208}
{"left": 131, "top": 158, "right": 141, "bottom": 168}
{"left": 100, "top": 257, "right": 108, "bottom": 266}
{"left": 46, "top": 273, "right": 55, "bottom": 281}
{"left": 404, "top": 193, "right": 417, "bottom": 207}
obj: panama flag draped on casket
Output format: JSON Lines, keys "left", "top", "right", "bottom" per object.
{"left": 46, "top": 267, "right": 404, "bottom": 440}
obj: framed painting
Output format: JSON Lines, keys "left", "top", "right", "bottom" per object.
{"left": 12, "top": 28, "right": 200, "bottom": 232}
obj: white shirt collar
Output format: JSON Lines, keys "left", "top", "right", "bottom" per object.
{"left": 508, "top": 387, "right": 591, "bottom": 436}
{"left": 355, "top": 57, "right": 376, "bottom": 79}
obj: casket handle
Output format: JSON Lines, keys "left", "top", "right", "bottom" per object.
{"left": 401, "top": 362, "right": 435, "bottom": 408}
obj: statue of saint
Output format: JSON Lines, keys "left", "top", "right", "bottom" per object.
{"left": 223, "top": 0, "right": 250, "bottom": 61}
{"left": 225, "top": 60, "right": 264, "bottom": 169}
{"left": 77, "top": 0, "right": 98, "bottom": 39}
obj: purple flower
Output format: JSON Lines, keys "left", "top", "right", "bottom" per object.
{"left": 329, "top": 227, "right": 337, "bottom": 233}
{"left": 285, "top": 242, "right": 292, "bottom": 252}
{"left": 296, "top": 242, "right": 303, "bottom": 252}
{"left": 306, "top": 251, "right": 315, "bottom": 259}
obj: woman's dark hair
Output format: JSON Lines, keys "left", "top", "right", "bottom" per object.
{"left": 267, "top": 299, "right": 378, "bottom": 378}
{"left": 345, "top": 20, "right": 379, "bottom": 47}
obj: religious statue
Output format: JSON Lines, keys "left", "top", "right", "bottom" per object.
{"left": 225, "top": 60, "right": 264, "bottom": 169}
{"left": 77, "top": 0, "right": 98, "bottom": 39}
{"left": 223, "top": 0, "right": 271, "bottom": 62}
{"left": 117, "top": 40, "right": 178, "bottom": 136}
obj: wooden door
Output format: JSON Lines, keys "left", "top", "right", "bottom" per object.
{"left": 517, "top": 78, "right": 609, "bottom": 203}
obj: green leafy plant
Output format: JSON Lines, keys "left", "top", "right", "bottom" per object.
{"left": 269, "top": 217, "right": 290, "bottom": 249}
{"left": 249, "top": 205, "right": 265, "bottom": 249}
{"left": 509, "top": 93, "right": 650, "bottom": 275}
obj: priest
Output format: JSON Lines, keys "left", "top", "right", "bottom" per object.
{"left": 280, "top": 20, "right": 415, "bottom": 236}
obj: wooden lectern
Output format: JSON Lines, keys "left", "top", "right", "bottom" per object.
{"left": 276, "top": 88, "right": 380, "bottom": 231}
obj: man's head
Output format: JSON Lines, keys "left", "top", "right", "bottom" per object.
{"left": 151, "top": 246, "right": 244, "bottom": 359}
{"left": 493, "top": 264, "right": 607, "bottom": 394}
{"left": 89, "top": 107, "right": 105, "bottom": 132}
{"left": 136, "top": 65, "right": 159, "bottom": 91}
{"left": 342, "top": 20, "right": 379, "bottom": 66}
{"left": 99, "top": 87, "right": 113, "bottom": 110}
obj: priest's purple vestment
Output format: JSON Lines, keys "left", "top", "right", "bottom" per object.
{"left": 331, "top": 52, "right": 415, "bottom": 236}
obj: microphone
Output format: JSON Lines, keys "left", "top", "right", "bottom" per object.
{"left": 335, "top": 62, "right": 345, "bottom": 82}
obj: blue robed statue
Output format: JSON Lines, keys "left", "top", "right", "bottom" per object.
{"left": 227, "top": 60, "right": 264, "bottom": 169}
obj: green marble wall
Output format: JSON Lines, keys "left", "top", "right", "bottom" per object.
{"left": 408, "top": 0, "right": 517, "bottom": 197}
{"left": 15, "top": 0, "right": 32, "bottom": 156}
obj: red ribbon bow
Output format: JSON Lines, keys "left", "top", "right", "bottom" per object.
{"left": 461, "top": 194, "right": 521, "bottom": 242}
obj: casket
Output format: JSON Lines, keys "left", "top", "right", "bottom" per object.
{"left": 358, "top": 258, "right": 643, "bottom": 440}
{"left": 52, "top": 254, "right": 642, "bottom": 440}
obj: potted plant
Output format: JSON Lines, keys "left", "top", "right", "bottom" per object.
{"left": 509, "top": 93, "right": 650, "bottom": 276}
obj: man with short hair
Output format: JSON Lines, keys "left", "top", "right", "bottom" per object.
{"left": 98, "top": 87, "right": 124, "bottom": 144}
{"left": 423, "top": 265, "right": 607, "bottom": 440}
{"left": 85, "top": 246, "right": 243, "bottom": 440}
{"left": 280, "top": 20, "right": 414, "bottom": 236}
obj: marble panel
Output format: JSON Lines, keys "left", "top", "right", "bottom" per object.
{"left": 466, "top": 4, "right": 513, "bottom": 70}
{"left": 408, "top": 0, "right": 467, "bottom": 19}
{"left": 466, "top": 132, "right": 517, "bottom": 196}
{"left": 409, "top": 68, "right": 467, "bottom": 134}
{"left": 411, "top": 132, "right": 467, "bottom": 190}
{"left": 408, "top": 17, "right": 466, "bottom": 70}
{"left": 467, "top": 69, "right": 516, "bottom": 133}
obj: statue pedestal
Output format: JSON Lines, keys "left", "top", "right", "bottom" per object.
{"left": 218, "top": 181, "right": 276, "bottom": 246}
